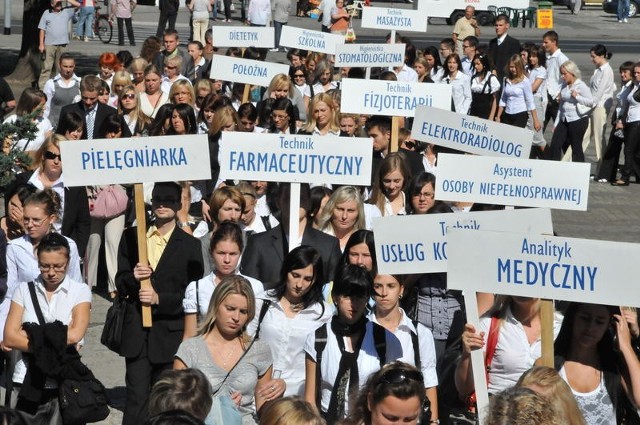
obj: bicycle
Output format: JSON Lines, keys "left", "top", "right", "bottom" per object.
{"left": 93, "top": 6, "right": 113, "bottom": 44}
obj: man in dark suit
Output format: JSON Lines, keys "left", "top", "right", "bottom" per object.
{"left": 241, "top": 183, "right": 341, "bottom": 290}
{"left": 57, "top": 74, "right": 116, "bottom": 139}
{"left": 487, "top": 14, "right": 521, "bottom": 82}
{"left": 116, "top": 182, "right": 204, "bottom": 425}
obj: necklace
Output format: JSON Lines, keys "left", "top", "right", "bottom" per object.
{"left": 289, "top": 301, "right": 304, "bottom": 312}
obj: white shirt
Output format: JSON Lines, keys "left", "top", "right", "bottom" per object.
{"left": 247, "top": 295, "right": 332, "bottom": 396}
{"left": 443, "top": 72, "right": 472, "bottom": 114}
{"left": 27, "top": 169, "right": 65, "bottom": 232}
{"left": 528, "top": 66, "right": 547, "bottom": 99}
{"left": 0, "top": 235, "right": 82, "bottom": 341}
{"left": 590, "top": 61, "right": 616, "bottom": 108}
{"left": 43, "top": 73, "right": 81, "bottom": 119}
{"left": 430, "top": 67, "right": 444, "bottom": 83}
{"left": 393, "top": 64, "right": 419, "bottom": 83}
{"left": 183, "top": 272, "right": 264, "bottom": 318}
{"left": 241, "top": 214, "right": 279, "bottom": 234}
{"left": 160, "top": 74, "right": 192, "bottom": 96}
{"left": 369, "top": 309, "right": 438, "bottom": 388}
{"left": 546, "top": 48, "right": 570, "bottom": 99}
{"left": 255, "top": 195, "right": 271, "bottom": 217}
{"left": 623, "top": 84, "right": 640, "bottom": 124}
{"left": 304, "top": 320, "right": 403, "bottom": 414}
{"left": 499, "top": 77, "right": 536, "bottom": 114}
{"left": 11, "top": 276, "right": 92, "bottom": 385}
{"left": 470, "top": 73, "right": 501, "bottom": 95}
{"left": 480, "top": 307, "right": 561, "bottom": 394}
{"left": 557, "top": 79, "right": 594, "bottom": 123}
{"left": 383, "top": 191, "right": 406, "bottom": 216}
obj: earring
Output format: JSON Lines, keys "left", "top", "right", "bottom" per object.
{"left": 399, "top": 294, "right": 403, "bottom": 300}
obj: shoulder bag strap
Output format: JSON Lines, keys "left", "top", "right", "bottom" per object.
{"left": 28, "top": 281, "right": 46, "bottom": 325}
{"left": 254, "top": 300, "right": 272, "bottom": 340}
{"left": 372, "top": 322, "right": 387, "bottom": 368}
{"left": 195, "top": 279, "right": 200, "bottom": 325}
{"left": 411, "top": 320, "right": 422, "bottom": 371}
{"left": 314, "top": 323, "right": 328, "bottom": 408}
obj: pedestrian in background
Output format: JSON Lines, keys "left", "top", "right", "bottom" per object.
{"left": 111, "top": 0, "right": 137, "bottom": 46}
{"left": 156, "top": 0, "right": 180, "bottom": 37}
{"left": 618, "top": 0, "right": 630, "bottom": 22}
{"left": 73, "top": 0, "right": 96, "bottom": 42}
{"left": 188, "top": 0, "right": 212, "bottom": 45}
{"left": 271, "top": 0, "right": 290, "bottom": 52}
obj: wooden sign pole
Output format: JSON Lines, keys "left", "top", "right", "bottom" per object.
{"left": 134, "top": 183, "right": 153, "bottom": 328}
{"left": 539, "top": 299, "right": 554, "bottom": 367}
{"left": 390, "top": 116, "right": 400, "bottom": 153}
{"left": 242, "top": 84, "right": 251, "bottom": 104}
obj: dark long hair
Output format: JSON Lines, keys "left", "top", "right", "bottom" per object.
{"left": 169, "top": 103, "right": 198, "bottom": 135}
{"left": 269, "top": 97, "right": 297, "bottom": 134}
{"left": 269, "top": 245, "right": 325, "bottom": 313}
{"left": 340, "top": 229, "right": 377, "bottom": 276}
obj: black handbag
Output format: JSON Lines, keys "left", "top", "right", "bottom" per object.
{"left": 27, "top": 282, "right": 110, "bottom": 424}
{"left": 100, "top": 296, "right": 126, "bottom": 352}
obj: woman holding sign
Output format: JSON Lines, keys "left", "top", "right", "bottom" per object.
{"left": 554, "top": 302, "right": 640, "bottom": 424}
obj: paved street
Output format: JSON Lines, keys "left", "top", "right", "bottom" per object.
{"left": 1, "top": 2, "right": 640, "bottom": 423}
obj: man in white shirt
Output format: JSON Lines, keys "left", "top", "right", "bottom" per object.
{"left": 461, "top": 36, "right": 479, "bottom": 77}
{"left": 542, "top": 30, "right": 570, "bottom": 131}
{"left": 43, "top": 52, "right": 81, "bottom": 127}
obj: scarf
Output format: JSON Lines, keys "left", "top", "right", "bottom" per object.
{"left": 325, "top": 316, "right": 368, "bottom": 424}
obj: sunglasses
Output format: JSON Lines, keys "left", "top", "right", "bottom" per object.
{"left": 379, "top": 368, "right": 424, "bottom": 386}
{"left": 44, "top": 150, "right": 62, "bottom": 161}
{"left": 121, "top": 93, "right": 136, "bottom": 100}
{"left": 293, "top": 74, "right": 305, "bottom": 78}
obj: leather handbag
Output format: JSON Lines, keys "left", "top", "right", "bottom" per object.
{"left": 90, "top": 185, "right": 129, "bottom": 219}
{"left": 100, "top": 296, "right": 126, "bottom": 353}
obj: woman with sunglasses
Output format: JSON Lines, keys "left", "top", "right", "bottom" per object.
{"left": 4, "top": 232, "right": 91, "bottom": 424}
{"left": 290, "top": 65, "right": 313, "bottom": 112}
{"left": 342, "top": 362, "right": 428, "bottom": 425}
{"left": 118, "top": 84, "right": 151, "bottom": 137}
{"left": 11, "top": 134, "right": 90, "bottom": 258}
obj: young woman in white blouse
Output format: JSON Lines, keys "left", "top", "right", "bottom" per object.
{"left": 468, "top": 54, "right": 500, "bottom": 120}
{"left": 613, "top": 62, "right": 640, "bottom": 186}
{"left": 583, "top": 44, "right": 616, "bottom": 164}
{"left": 496, "top": 54, "right": 541, "bottom": 131}
{"left": 369, "top": 273, "right": 439, "bottom": 424}
{"left": 546, "top": 60, "right": 593, "bottom": 162}
{"left": 441, "top": 53, "right": 471, "bottom": 114}
{"left": 183, "top": 222, "right": 264, "bottom": 339}
{"left": 247, "top": 245, "right": 332, "bottom": 397}
{"left": 527, "top": 46, "right": 549, "bottom": 156}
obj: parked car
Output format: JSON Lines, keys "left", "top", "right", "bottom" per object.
{"left": 603, "top": 0, "right": 639, "bottom": 16}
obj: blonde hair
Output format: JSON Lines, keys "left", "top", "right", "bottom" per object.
{"left": 506, "top": 54, "right": 526, "bottom": 83}
{"left": 260, "top": 397, "right": 326, "bottom": 425}
{"left": 517, "top": 366, "right": 586, "bottom": 425}
{"left": 169, "top": 80, "right": 195, "bottom": 106}
{"left": 196, "top": 275, "right": 256, "bottom": 344}
{"left": 302, "top": 93, "right": 340, "bottom": 134}
{"left": 118, "top": 84, "right": 151, "bottom": 129}
{"left": 317, "top": 185, "right": 365, "bottom": 235}
{"left": 485, "top": 387, "right": 563, "bottom": 425}
{"left": 266, "top": 73, "right": 295, "bottom": 98}
{"left": 209, "top": 105, "right": 240, "bottom": 135}
{"left": 112, "top": 70, "right": 133, "bottom": 92}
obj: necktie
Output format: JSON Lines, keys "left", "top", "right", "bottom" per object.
{"left": 86, "top": 108, "right": 96, "bottom": 139}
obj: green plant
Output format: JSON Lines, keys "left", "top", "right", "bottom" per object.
{"left": 0, "top": 112, "right": 38, "bottom": 189}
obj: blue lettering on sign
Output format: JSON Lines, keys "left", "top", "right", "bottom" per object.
{"left": 441, "top": 179, "right": 474, "bottom": 193}
{"left": 228, "top": 151, "right": 364, "bottom": 176}
{"left": 80, "top": 146, "right": 188, "bottom": 170}
{"left": 231, "top": 63, "right": 268, "bottom": 77}
{"left": 479, "top": 182, "right": 582, "bottom": 205}
{"left": 380, "top": 243, "right": 425, "bottom": 263}
{"left": 420, "top": 122, "right": 523, "bottom": 157}
{"left": 497, "top": 258, "right": 597, "bottom": 292}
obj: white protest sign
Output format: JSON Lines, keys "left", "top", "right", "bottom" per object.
{"left": 211, "top": 26, "right": 275, "bottom": 48}
{"left": 412, "top": 106, "right": 532, "bottom": 159}
{"left": 209, "top": 55, "right": 290, "bottom": 87}
{"left": 447, "top": 228, "right": 640, "bottom": 422}
{"left": 373, "top": 208, "right": 553, "bottom": 274}
{"left": 361, "top": 6, "right": 427, "bottom": 32}
{"left": 219, "top": 132, "right": 373, "bottom": 185}
{"left": 435, "top": 153, "right": 590, "bottom": 210}
{"left": 334, "top": 43, "right": 405, "bottom": 68}
{"left": 59, "top": 135, "right": 211, "bottom": 187}
{"left": 447, "top": 229, "right": 640, "bottom": 305}
{"left": 341, "top": 78, "right": 452, "bottom": 117}
{"left": 279, "top": 26, "right": 345, "bottom": 55}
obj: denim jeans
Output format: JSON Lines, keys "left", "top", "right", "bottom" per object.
{"left": 75, "top": 6, "right": 95, "bottom": 37}
{"left": 617, "top": 0, "right": 630, "bottom": 20}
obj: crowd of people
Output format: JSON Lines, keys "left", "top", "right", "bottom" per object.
{"left": 1, "top": 1, "right": 640, "bottom": 424}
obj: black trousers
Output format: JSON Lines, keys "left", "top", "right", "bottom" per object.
{"left": 223, "top": 0, "right": 232, "bottom": 20}
{"left": 122, "top": 333, "right": 172, "bottom": 425}
{"left": 117, "top": 17, "right": 135, "bottom": 45}
{"left": 621, "top": 121, "right": 640, "bottom": 182}
{"left": 501, "top": 111, "right": 529, "bottom": 128}
{"left": 156, "top": 10, "right": 177, "bottom": 37}
{"left": 546, "top": 116, "right": 589, "bottom": 162}
{"left": 544, "top": 94, "right": 560, "bottom": 131}
{"left": 597, "top": 127, "right": 624, "bottom": 182}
